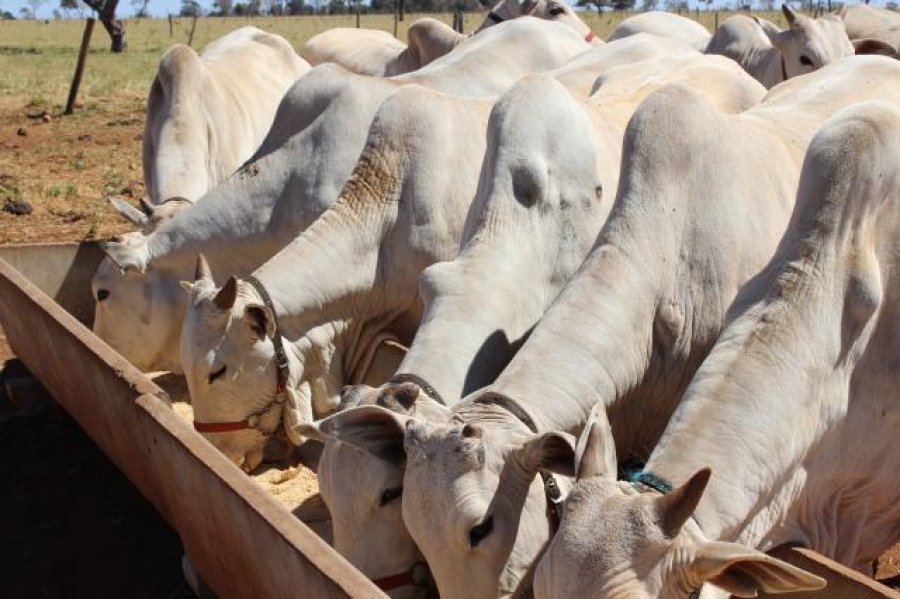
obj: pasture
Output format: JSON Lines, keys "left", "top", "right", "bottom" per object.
{"left": 0, "top": 10, "right": 777, "bottom": 244}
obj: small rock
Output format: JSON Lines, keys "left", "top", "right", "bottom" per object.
{"left": 41, "top": 114, "right": 52, "bottom": 124}
{"left": 16, "top": 128, "right": 26, "bottom": 137}
{"left": 77, "top": 133, "right": 92, "bottom": 142}
{"left": 4, "top": 198, "right": 33, "bottom": 216}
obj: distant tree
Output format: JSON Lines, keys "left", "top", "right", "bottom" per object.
{"left": 664, "top": 0, "right": 687, "bottom": 10}
{"left": 60, "top": 0, "right": 78, "bottom": 16}
{"left": 640, "top": 0, "right": 658, "bottom": 10}
{"left": 326, "top": 0, "right": 344, "bottom": 12}
{"left": 212, "top": 0, "right": 232, "bottom": 14}
{"left": 53, "top": 7, "right": 62, "bottom": 16}
{"left": 180, "top": 0, "right": 200, "bottom": 14}
{"left": 887, "top": 0, "right": 898, "bottom": 9}
{"left": 19, "top": 6, "right": 30, "bottom": 16}
{"left": 233, "top": 1, "right": 246, "bottom": 13}
{"left": 576, "top": 0, "right": 605, "bottom": 13}
{"left": 759, "top": 0, "right": 775, "bottom": 9}
{"left": 286, "top": 0, "right": 304, "bottom": 13}
{"left": 1, "top": 8, "right": 15, "bottom": 17}
{"left": 131, "top": 0, "right": 150, "bottom": 16}
{"left": 26, "top": 0, "right": 46, "bottom": 18}
{"left": 81, "top": 0, "right": 128, "bottom": 52}
{"left": 247, "top": 0, "right": 260, "bottom": 13}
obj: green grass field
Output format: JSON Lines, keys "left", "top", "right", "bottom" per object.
{"left": 0, "top": 11, "right": 789, "bottom": 108}
{"left": 0, "top": 10, "right": 791, "bottom": 244}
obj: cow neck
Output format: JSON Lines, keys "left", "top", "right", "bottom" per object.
{"left": 645, "top": 164, "right": 894, "bottom": 552}
{"left": 397, "top": 236, "right": 550, "bottom": 405}
{"left": 251, "top": 192, "right": 409, "bottom": 382}
{"left": 148, "top": 152, "right": 301, "bottom": 265}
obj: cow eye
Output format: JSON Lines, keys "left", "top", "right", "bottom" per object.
{"left": 96, "top": 289, "right": 110, "bottom": 302}
{"left": 208, "top": 365, "right": 227, "bottom": 384}
{"left": 549, "top": 5, "right": 564, "bottom": 14}
{"left": 380, "top": 486, "right": 403, "bottom": 506}
{"left": 469, "top": 515, "right": 494, "bottom": 547}
{"left": 799, "top": 55, "right": 813, "bottom": 66}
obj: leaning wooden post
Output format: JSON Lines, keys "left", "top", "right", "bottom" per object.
{"left": 64, "top": 17, "right": 95, "bottom": 116}
{"left": 187, "top": 14, "right": 198, "bottom": 47}
{"left": 168, "top": 13, "right": 174, "bottom": 36}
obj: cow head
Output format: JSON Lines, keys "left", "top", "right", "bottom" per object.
{"left": 298, "top": 384, "right": 449, "bottom": 597}
{"left": 476, "top": 0, "right": 596, "bottom": 43}
{"left": 179, "top": 260, "right": 333, "bottom": 472}
{"left": 92, "top": 231, "right": 187, "bottom": 373}
{"left": 326, "top": 397, "right": 572, "bottom": 598}
{"left": 532, "top": 407, "right": 825, "bottom": 599}
{"left": 756, "top": 5, "right": 854, "bottom": 80}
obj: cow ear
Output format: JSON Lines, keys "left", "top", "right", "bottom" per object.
{"left": 110, "top": 197, "right": 149, "bottom": 227}
{"left": 691, "top": 541, "right": 826, "bottom": 597}
{"left": 243, "top": 303, "right": 276, "bottom": 341}
{"left": 782, "top": 3, "right": 797, "bottom": 26}
{"left": 575, "top": 404, "right": 617, "bottom": 480}
{"left": 753, "top": 16, "right": 784, "bottom": 46}
{"left": 655, "top": 468, "right": 710, "bottom": 537}
{"left": 305, "top": 405, "right": 410, "bottom": 464}
{"left": 853, "top": 38, "right": 896, "bottom": 57}
{"left": 518, "top": 431, "right": 576, "bottom": 477}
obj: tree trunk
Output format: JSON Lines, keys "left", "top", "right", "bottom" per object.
{"left": 83, "top": 0, "right": 127, "bottom": 52}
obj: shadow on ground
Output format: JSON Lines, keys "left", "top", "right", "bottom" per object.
{"left": 0, "top": 359, "right": 192, "bottom": 599}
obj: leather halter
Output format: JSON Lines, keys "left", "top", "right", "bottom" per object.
{"left": 472, "top": 392, "right": 564, "bottom": 532}
{"left": 389, "top": 372, "right": 446, "bottom": 405}
{"left": 372, "top": 560, "right": 434, "bottom": 592}
{"left": 192, "top": 276, "right": 291, "bottom": 436}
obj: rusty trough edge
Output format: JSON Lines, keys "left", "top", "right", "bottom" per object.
{"left": 0, "top": 256, "right": 385, "bottom": 599}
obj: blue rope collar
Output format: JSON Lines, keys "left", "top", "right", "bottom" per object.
{"left": 629, "top": 470, "right": 673, "bottom": 495}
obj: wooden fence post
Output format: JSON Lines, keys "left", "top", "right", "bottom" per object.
{"left": 355, "top": 0, "right": 360, "bottom": 27}
{"left": 715, "top": 10, "right": 719, "bottom": 29}
{"left": 168, "top": 13, "right": 173, "bottom": 36}
{"left": 393, "top": 11, "right": 398, "bottom": 36}
{"left": 187, "top": 14, "right": 198, "bottom": 47}
{"left": 64, "top": 17, "right": 95, "bottom": 116}
{"left": 398, "top": 0, "right": 404, "bottom": 21}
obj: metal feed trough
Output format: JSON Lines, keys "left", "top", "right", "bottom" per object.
{"left": 0, "top": 242, "right": 896, "bottom": 599}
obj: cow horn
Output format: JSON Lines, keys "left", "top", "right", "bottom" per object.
{"left": 782, "top": 3, "right": 797, "bottom": 25}
{"left": 214, "top": 276, "right": 238, "bottom": 311}
{"left": 194, "top": 254, "right": 213, "bottom": 283}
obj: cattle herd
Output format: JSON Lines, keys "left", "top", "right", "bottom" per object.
{"left": 87, "top": 2, "right": 900, "bottom": 597}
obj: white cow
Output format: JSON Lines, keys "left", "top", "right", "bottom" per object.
{"left": 92, "top": 18, "right": 590, "bottom": 374}
{"left": 121, "top": 27, "right": 308, "bottom": 229}
{"left": 476, "top": 0, "right": 603, "bottom": 45}
{"left": 299, "top": 18, "right": 466, "bottom": 77}
{"left": 533, "top": 100, "right": 900, "bottom": 598}
{"left": 318, "top": 56, "right": 900, "bottom": 598}
{"left": 706, "top": 4, "right": 855, "bottom": 87}
{"left": 303, "top": 46, "right": 766, "bottom": 598}
{"left": 836, "top": 4, "right": 900, "bottom": 56}
{"left": 608, "top": 11, "right": 711, "bottom": 51}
